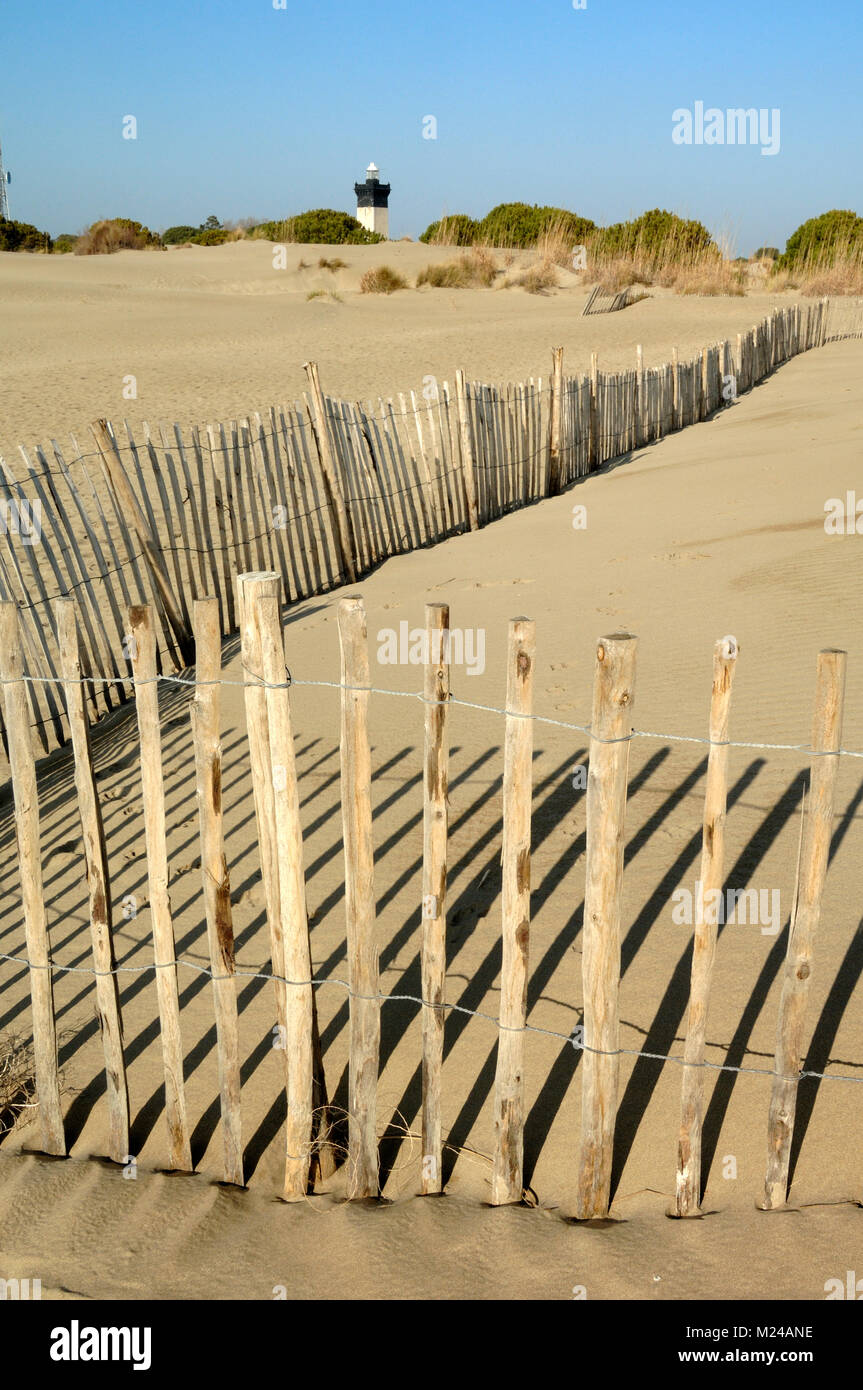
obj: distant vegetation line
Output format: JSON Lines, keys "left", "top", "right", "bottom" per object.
{"left": 1, "top": 203, "right": 861, "bottom": 295}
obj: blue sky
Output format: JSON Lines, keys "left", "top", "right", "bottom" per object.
{"left": 1, "top": 0, "right": 860, "bottom": 252}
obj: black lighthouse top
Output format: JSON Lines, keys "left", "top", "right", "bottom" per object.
{"left": 355, "top": 162, "right": 390, "bottom": 208}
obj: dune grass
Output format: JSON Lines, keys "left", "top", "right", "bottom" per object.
{"left": 359, "top": 265, "right": 408, "bottom": 294}
{"left": 417, "top": 247, "right": 500, "bottom": 289}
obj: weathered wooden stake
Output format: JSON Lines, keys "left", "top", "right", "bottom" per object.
{"left": 257, "top": 588, "right": 317, "bottom": 1199}
{"left": 0, "top": 602, "right": 65, "bottom": 1155}
{"left": 576, "top": 632, "right": 637, "bottom": 1219}
{"left": 56, "top": 598, "right": 129, "bottom": 1163}
{"left": 547, "top": 347, "right": 564, "bottom": 495}
{"left": 588, "top": 352, "right": 599, "bottom": 468}
{"left": 338, "top": 597, "right": 380, "bottom": 1197}
{"left": 455, "top": 370, "right": 480, "bottom": 530}
{"left": 761, "top": 648, "right": 847, "bottom": 1210}
{"left": 421, "top": 602, "right": 450, "bottom": 1195}
{"left": 128, "top": 602, "right": 192, "bottom": 1171}
{"left": 237, "top": 571, "right": 334, "bottom": 1187}
{"left": 491, "top": 617, "right": 535, "bottom": 1205}
{"left": 302, "top": 362, "right": 357, "bottom": 583}
{"left": 190, "top": 597, "right": 243, "bottom": 1187}
{"left": 675, "top": 635, "right": 738, "bottom": 1216}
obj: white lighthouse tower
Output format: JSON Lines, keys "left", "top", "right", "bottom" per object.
{"left": 354, "top": 162, "right": 390, "bottom": 239}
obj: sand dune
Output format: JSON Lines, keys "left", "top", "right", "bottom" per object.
{"left": 0, "top": 240, "right": 817, "bottom": 451}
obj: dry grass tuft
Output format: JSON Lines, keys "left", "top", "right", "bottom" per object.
{"left": 417, "top": 247, "right": 500, "bottom": 289}
{"left": 306, "top": 289, "right": 343, "bottom": 303}
{"left": 0, "top": 1032, "right": 37, "bottom": 1134}
{"left": 318, "top": 257, "right": 348, "bottom": 271}
{"left": 359, "top": 265, "right": 408, "bottom": 295}
{"left": 505, "top": 259, "right": 560, "bottom": 294}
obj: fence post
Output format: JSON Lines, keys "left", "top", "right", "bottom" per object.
{"left": 491, "top": 616, "right": 535, "bottom": 1205}
{"left": 302, "top": 362, "right": 357, "bottom": 583}
{"left": 128, "top": 602, "right": 192, "bottom": 1171}
{"left": 238, "top": 571, "right": 334, "bottom": 1187}
{"left": 421, "top": 602, "right": 450, "bottom": 1194}
{"left": 56, "top": 597, "right": 129, "bottom": 1164}
{"left": 547, "top": 347, "right": 564, "bottom": 495}
{"left": 589, "top": 352, "right": 599, "bottom": 469}
{"left": 635, "top": 344, "right": 644, "bottom": 447}
{"left": 576, "top": 632, "right": 638, "bottom": 1219}
{"left": 0, "top": 601, "right": 65, "bottom": 1156}
{"left": 675, "top": 635, "right": 738, "bottom": 1216}
{"left": 257, "top": 586, "right": 318, "bottom": 1199}
{"left": 338, "top": 596, "right": 380, "bottom": 1197}
{"left": 91, "top": 419, "right": 194, "bottom": 666}
{"left": 761, "top": 648, "right": 847, "bottom": 1210}
{"left": 190, "top": 596, "right": 243, "bottom": 1187}
{"left": 671, "top": 347, "right": 679, "bottom": 431}
{"left": 455, "top": 370, "right": 481, "bottom": 530}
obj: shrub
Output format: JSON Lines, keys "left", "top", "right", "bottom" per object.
{"left": 777, "top": 210, "right": 863, "bottom": 270}
{"left": 52, "top": 233, "right": 78, "bottom": 254}
{"left": 592, "top": 209, "right": 715, "bottom": 261}
{"left": 419, "top": 214, "right": 479, "bottom": 246}
{"left": 253, "top": 209, "right": 383, "bottom": 245}
{"left": 318, "top": 256, "right": 347, "bottom": 270}
{"left": 195, "top": 227, "right": 229, "bottom": 245}
{"left": 162, "top": 224, "right": 200, "bottom": 245}
{"left": 752, "top": 246, "right": 780, "bottom": 261}
{"left": 75, "top": 218, "right": 161, "bottom": 254}
{"left": 476, "top": 203, "right": 596, "bottom": 249}
{"left": 0, "top": 217, "right": 53, "bottom": 252}
{"left": 360, "top": 265, "right": 407, "bottom": 294}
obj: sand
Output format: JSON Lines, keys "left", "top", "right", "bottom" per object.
{"left": 1, "top": 242, "right": 862, "bottom": 1300}
{"left": 0, "top": 239, "right": 817, "bottom": 451}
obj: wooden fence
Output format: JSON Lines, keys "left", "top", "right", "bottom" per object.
{"left": 0, "top": 588, "right": 854, "bottom": 1215}
{"left": 1, "top": 298, "right": 861, "bottom": 758}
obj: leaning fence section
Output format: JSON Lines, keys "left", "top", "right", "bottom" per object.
{"left": 0, "top": 298, "right": 860, "bottom": 757}
{"left": 0, "top": 587, "right": 857, "bottom": 1218}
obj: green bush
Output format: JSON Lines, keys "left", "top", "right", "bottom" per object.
{"left": 162, "top": 224, "right": 200, "bottom": 245}
{"left": 777, "top": 210, "right": 863, "bottom": 269}
{"left": 0, "top": 217, "right": 53, "bottom": 252}
{"left": 752, "top": 246, "right": 780, "bottom": 261}
{"left": 253, "top": 209, "right": 383, "bottom": 245}
{"left": 475, "top": 203, "right": 596, "bottom": 248}
{"left": 592, "top": 209, "right": 715, "bottom": 259}
{"left": 52, "top": 233, "right": 78, "bottom": 254}
{"left": 194, "top": 227, "right": 229, "bottom": 245}
{"left": 419, "top": 214, "right": 478, "bottom": 246}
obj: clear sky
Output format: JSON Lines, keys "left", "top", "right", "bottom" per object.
{"left": 1, "top": 0, "right": 860, "bottom": 252}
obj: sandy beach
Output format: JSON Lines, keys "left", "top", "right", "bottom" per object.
{"left": 1, "top": 239, "right": 861, "bottom": 1299}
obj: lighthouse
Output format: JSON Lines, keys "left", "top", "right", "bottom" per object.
{"left": 354, "top": 162, "right": 390, "bottom": 239}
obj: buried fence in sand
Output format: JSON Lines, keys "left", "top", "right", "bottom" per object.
{"left": 0, "top": 580, "right": 861, "bottom": 1217}
{"left": 0, "top": 296, "right": 862, "bottom": 757}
